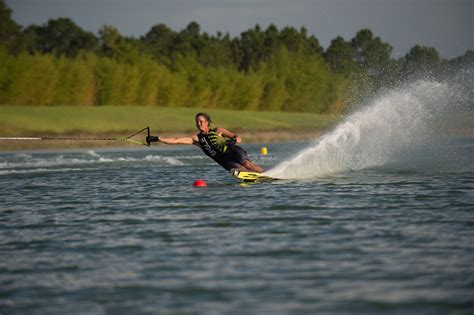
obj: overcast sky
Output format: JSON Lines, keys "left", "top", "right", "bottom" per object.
{"left": 7, "top": 0, "right": 474, "bottom": 58}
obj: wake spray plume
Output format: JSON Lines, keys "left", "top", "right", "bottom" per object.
{"left": 266, "top": 79, "right": 471, "bottom": 179}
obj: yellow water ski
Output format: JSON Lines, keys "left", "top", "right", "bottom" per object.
{"left": 231, "top": 169, "right": 278, "bottom": 183}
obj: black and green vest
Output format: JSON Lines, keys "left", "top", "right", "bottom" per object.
{"left": 197, "top": 128, "right": 232, "bottom": 164}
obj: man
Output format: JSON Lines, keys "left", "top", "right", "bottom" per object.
{"left": 146, "top": 112, "right": 264, "bottom": 173}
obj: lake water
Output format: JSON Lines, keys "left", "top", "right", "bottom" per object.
{"left": 0, "top": 139, "right": 472, "bottom": 315}
{"left": 1, "top": 79, "right": 473, "bottom": 314}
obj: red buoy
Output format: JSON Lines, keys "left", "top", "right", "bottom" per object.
{"left": 193, "top": 179, "right": 207, "bottom": 187}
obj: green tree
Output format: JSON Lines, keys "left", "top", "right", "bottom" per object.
{"left": 260, "top": 48, "right": 339, "bottom": 113}
{"left": 155, "top": 56, "right": 189, "bottom": 107}
{"left": 52, "top": 53, "right": 96, "bottom": 106}
{"left": 0, "top": 0, "right": 21, "bottom": 50}
{"left": 142, "top": 23, "right": 176, "bottom": 58}
{"left": 7, "top": 53, "right": 58, "bottom": 105}
{"left": 196, "top": 33, "right": 234, "bottom": 68}
{"left": 205, "top": 66, "right": 237, "bottom": 108}
{"left": 173, "top": 22, "right": 204, "bottom": 57}
{"left": 279, "top": 26, "right": 305, "bottom": 52}
{"left": 325, "top": 36, "right": 356, "bottom": 76}
{"left": 402, "top": 45, "right": 440, "bottom": 80}
{"left": 99, "top": 25, "right": 142, "bottom": 63}
{"left": 231, "top": 70, "right": 263, "bottom": 110}
{"left": 16, "top": 25, "right": 39, "bottom": 55}
{"left": 31, "top": 18, "right": 99, "bottom": 57}
{"left": 279, "top": 26, "right": 323, "bottom": 55}
{"left": 258, "top": 72, "right": 288, "bottom": 111}
{"left": 95, "top": 57, "right": 124, "bottom": 105}
{"left": 99, "top": 25, "right": 121, "bottom": 56}
{"left": 135, "top": 57, "right": 160, "bottom": 106}
{"left": 351, "top": 29, "right": 392, "bottom": 91}
{"left": 0, "top": 45, "right": 11, "bottom": 103}
{"left": 239, "top": 25, "right": 267, "bottom": 71}
{"left": 306, "top": 34, "right": 324, "bottom": 56}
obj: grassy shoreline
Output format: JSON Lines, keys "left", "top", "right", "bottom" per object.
{"left": 0, "top": 106, "right": 338, "bottom": 151}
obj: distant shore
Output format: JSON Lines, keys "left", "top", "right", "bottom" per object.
{"left": 0, "top": 106, "right": 335, "bottom": 152}
{"left": 0, "top": 129, "right": 323, "bottom": 152}
{"left": 2, "top": 105, "right": 471, "bottom": 152}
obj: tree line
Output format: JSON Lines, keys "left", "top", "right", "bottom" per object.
{"left": 0, "top": 0, "right": 472, "bottom": 112}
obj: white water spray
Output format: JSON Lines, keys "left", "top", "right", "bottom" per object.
{"left": 266, "top": 80, "right": 469, "bottom": 179}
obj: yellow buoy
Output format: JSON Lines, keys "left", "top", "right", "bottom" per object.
{"left": 260, "top": 147, "right": 268, "bottom": 155}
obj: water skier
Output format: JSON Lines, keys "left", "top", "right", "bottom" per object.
{"left": 146, "top": 112, "right": 264, "bottom": 173}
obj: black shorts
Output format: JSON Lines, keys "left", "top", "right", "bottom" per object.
{"left": 219, "top": 145, "right": 250, "bottom": 170}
